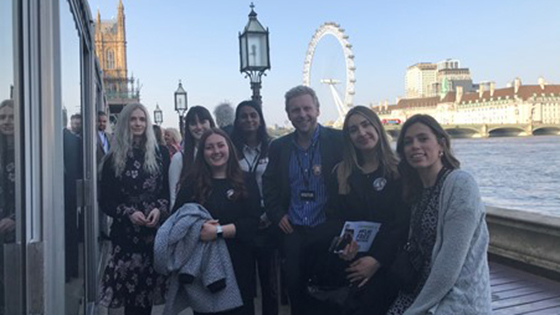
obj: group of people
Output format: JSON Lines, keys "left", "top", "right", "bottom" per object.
{"left": 96, "top": 85, "right": 492, "bottom": 315}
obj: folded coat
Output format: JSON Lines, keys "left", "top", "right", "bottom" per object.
{"left": 154, "top": 203, "right": 242, "bottom": 314}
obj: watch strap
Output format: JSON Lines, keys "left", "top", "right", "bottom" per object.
{"left": 216, "top": 224, "right": 223, "bottom": 238}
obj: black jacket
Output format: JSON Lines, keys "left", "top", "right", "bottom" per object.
{"left": 262, "top": 126, "right": 343, "bottom": 226}
{"left": 172, "top": 175, "right": 261, "bottom": 303}
{"left": 325, "top": 167, "right": 410, "bottom": 266}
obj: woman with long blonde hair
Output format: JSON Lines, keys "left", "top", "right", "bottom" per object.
{"left": 99, "top": 103, "right": 169, "bottom": 315}
{"left": 324, "top": 106, "right": 409, "bottom": 315}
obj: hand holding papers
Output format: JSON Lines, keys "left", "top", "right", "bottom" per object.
{"left": 331, "top": 221, "right": 381, "bottom": 254}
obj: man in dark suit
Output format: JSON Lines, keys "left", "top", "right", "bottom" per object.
{"left": 96, "top": 111, "right": 110, "bottom": 167}
{"left": 63, "top": 112, "right": 83, "bottom": 281}
{"left": 263, "top": 85, "right": 343, "bottom": 315}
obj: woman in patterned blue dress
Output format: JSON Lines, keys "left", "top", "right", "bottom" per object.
{"left": 99, "top": 103, "right": 169, "bottom": 315}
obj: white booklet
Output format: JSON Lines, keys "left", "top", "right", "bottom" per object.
{"left": 333, "top": 221, "right": 382, "bottom": 253}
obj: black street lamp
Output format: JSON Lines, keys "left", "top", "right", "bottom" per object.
{"left": 154, "top": 103, "right": 163, "bottom": 125}
{"left": 239, "top": 3, "right": 270, "bottom": 106}
{"left": 174, "top": 80, "right": 188, "bottom": 135}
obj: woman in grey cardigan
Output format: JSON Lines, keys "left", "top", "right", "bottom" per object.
{"left": 387, "top": 114, "right": 492, "bottom": 315}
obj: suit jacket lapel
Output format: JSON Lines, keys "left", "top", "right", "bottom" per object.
{"left": 281, "top": 132, "right": 295, "bottom": 192}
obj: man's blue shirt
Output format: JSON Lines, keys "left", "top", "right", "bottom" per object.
{"left": 288, "top": 125, "right": 327, "bottom": 227}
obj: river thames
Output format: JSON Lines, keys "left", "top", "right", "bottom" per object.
{"left": 450, "top": 135, "right": 560, "bottom": 217}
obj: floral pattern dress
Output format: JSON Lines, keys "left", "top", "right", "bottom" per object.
{"left": 99, "top": 148, "right": 169, "bottom": 308}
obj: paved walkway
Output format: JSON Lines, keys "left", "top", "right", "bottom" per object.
{"left": 98, "top": 261, "right": 560, "bottom": 315}
{"left": 490, "top": 262, "right": 560, "bottom": 314}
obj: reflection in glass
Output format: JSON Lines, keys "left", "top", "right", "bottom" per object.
{"left": 60, "top": 0, "right": 85, "bottom": 313}
{"left": 0, "top": 100, "right": 15, "bottom": 314}
{"left": 0, "top": 0, "right": 16, "bottom": 313}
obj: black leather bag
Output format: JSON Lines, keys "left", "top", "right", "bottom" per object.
{"left": 307, "top": 283, "right": 351, "bottom": 307}
{"left": 306, "top": 247, "right": 350, "bottom": 308}
{"left": 389, "top": 240, "right": 423, "bottom": 293}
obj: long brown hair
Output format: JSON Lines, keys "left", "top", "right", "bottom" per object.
{"left": 396, "top": 114, "right": 460, "bottom": 203}
{"left": 188, "top": 128, "right": 247, "bottom": 205}
{"left": 336, "top": 106, "right": 399, "bottom": 194}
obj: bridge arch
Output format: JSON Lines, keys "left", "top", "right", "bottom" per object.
{"left": 444, "top": 128, "right": 479, "bottom": 138}
{"left": 488, "top": 127, "right": 526, "bottom": 137}
{"left": 533, "top": 126, "right": 560, "bottom": 136}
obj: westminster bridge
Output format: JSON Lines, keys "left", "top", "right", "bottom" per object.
{"left": 384, "top": 123, "right": 560, "bottom": 138}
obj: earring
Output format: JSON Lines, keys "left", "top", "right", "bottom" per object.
{"left": 439, "top": 151, "right": 443, "bottom": 157}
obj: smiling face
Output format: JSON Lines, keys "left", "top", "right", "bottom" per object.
{"left": 286, "top": 94, "right": 320, "bottom": 135}
{"left": 188, "top": 115, "right": 211, "bottom": 141}
{"left": 238, "top": 105, "right": 261, "bottom": 133}
{"left": 0, "top": 105, "right": 14, "bottom": 136}
{"left": 203, "top": 133, "right": 230, "bottom": 173}
{"left": 347, "top": 113, "right": 379, "bottom": 153}
{"left": 98, "top": 114, "right": 108, "bottom": 131}
{"left": 402, "top": 122, "right": 443, "bottom": 171}
{"left": 129, "top": 108, "right": 147, "bottom": 138}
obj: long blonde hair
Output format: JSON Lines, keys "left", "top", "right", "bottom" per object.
{"left": 336, "top": 106, "right": 399, "bottom": 194}
{"left": 110, "top": 103, "right": 159, "bottom": 177}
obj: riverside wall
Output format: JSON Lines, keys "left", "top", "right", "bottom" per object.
{"left": 486, "top": 206, "right": 560, "bottom": 277}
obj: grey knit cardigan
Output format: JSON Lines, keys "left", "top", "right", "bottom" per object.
{"left": 154, "top": 203, "right": 242, "bottom": 315}
{"left": 403, "top": 170, "right": 492, "bottom": 315}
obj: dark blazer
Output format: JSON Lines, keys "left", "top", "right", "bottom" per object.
{"left": 262, "top": 125, "right": 343, "bottom": 226}
{"left": 325, "top": 167, "right": 410, "bottom": 266}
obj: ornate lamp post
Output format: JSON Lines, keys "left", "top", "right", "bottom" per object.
{"left": 239, "top": 3, "right": 270, "bottom": 105}
{"left": 153, "top": 103, "right": 163, "bottom": 125}
{"left": 174, "top": 80, "right": 188, "bottom": 135}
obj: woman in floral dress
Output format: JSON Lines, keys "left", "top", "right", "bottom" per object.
{"left": 99, "top": 103, "right": 169, "bottom": 315}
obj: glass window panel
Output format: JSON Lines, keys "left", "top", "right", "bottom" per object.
{"left": 60, "top": 0, "right": 85, "bottom": 312}
{"left": 0, "top": 0, "right": 22, "bottom": 313}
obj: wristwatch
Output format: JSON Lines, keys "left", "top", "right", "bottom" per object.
{"left": 216, "top": 224, "right": 223, "bottom": 238}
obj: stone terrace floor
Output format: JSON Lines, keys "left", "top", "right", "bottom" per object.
{"left": 97, "top": 261, "right": 560, "bottom": 315}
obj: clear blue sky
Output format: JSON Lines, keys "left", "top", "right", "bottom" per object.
{"left": 87, "top": 0, "right": 560, "bottom": 128}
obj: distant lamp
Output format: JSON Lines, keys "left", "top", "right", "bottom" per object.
{"left": 154, "top": 103, "right": 163, "bottom": 125}
{"left": 174, "top": 80, "right": 188, "bottom": 134}
{"left": 239, "top": 2, "right": 270, "bottom": 105}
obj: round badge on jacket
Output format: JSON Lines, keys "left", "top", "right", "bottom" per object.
{"left": 373, "top": 177, "right": 387, "bottom": 191}
{"left": 226, "top": 189, "right": 235, "bottom": 200}
{"left": 312, "top": 165, "right": 322, "bottom": 176}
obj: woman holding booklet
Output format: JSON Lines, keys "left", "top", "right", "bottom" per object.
{"left": 325, "top": 106, "right": 410, "bottom": 315}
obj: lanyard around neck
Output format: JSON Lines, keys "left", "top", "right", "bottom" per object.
{"left": 243, "top": 147, "right": 261, "bottom": 174}
{"left": 294, "top": 140, "right": 318, "bottom": 188}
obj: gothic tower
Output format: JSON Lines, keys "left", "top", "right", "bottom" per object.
{"left": 94, "top": 0, "right": 139, "bottom": 114}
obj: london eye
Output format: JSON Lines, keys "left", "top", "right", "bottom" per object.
{"left": 303, "top": 22, "right": 356, "bottom": 125}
